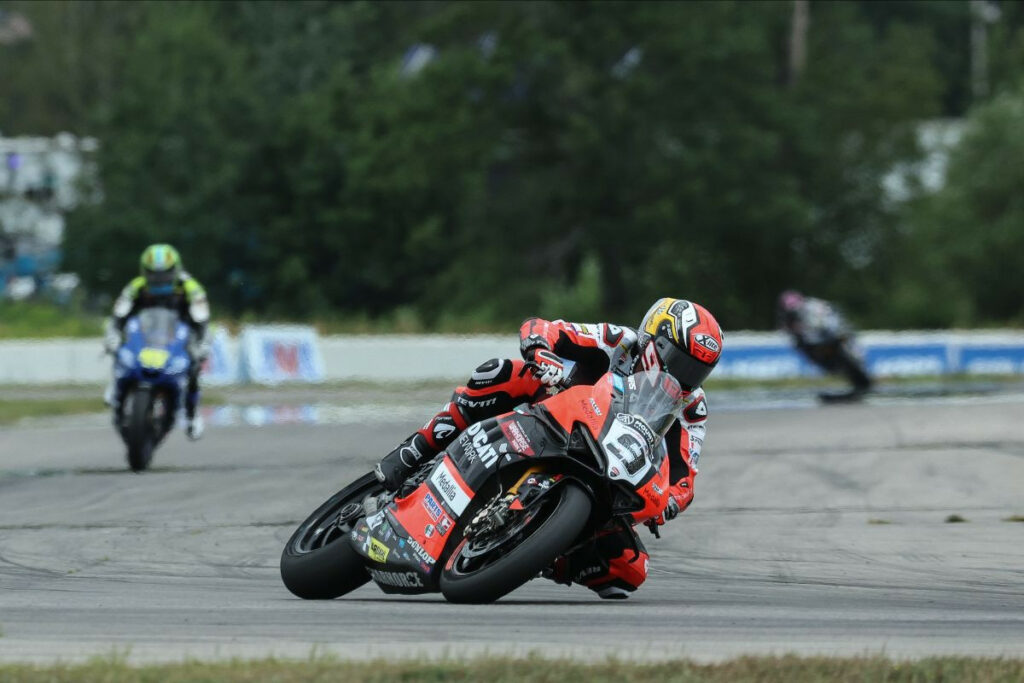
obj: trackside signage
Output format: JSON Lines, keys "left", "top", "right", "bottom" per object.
{"left": 715, "top": 333, "right": 1024, "bottom": 379}
{"left": 239, "top": 325, "right": 325, "bottom": 385}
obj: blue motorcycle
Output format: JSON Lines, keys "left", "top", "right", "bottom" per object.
{"left": 112, "top": 308, "right": 192, "bottom": 471}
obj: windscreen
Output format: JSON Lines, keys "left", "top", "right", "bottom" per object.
{"left": 619, "top": 369, "right": 687, "bottom": 438}
{"left": 136, "top": 308, "right": 181, "bottom": 348}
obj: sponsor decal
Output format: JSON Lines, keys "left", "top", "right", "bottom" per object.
{"left": 684, "top": 396, "right": 708, "bottom": 421}
{"left": 366, "top": 511, "right": 386, "bottom": 530}
{"left": 437, "top": 515, "right": 453, "bottom": 536}
{"left": 694, "top": 333, "right": 720, "bottom": 354}
{"left": 406, "top": 537, "right": 436, "bottom": 566}
{"left": 652, "top": 482, "right": 664, "bottom": 495}
{"left": 463, "top": 421, "right": 502, "bottom": 467}
{"left": 369, "top": 568, "right": 424, "bottom": 589}
{"left": 429, "top": 460, "right": 472, "bottom": 515}
{"left": 422, "top": 492, "right": 443, "bottom": 522}
{"left": 433, "top": 422, "right": 455, "bottom": 441}
{"left": 455, "top": 395, "right": 498, "bottom": 409}
{"left": 588, "top": 398, "right": 603, "bottom": 417}
{"left": 603, "top": 323, "right": 624, "bottom": 346}
{"left": 499, "top": 420, "right": 535, "bottom": 456}
{"left": 368, "top": 538, "right": 390, "bottom": 563}
{"left": 424, "top": 524, "right": 435, "bottom": 538}
{"left": 616, "top": 413, "right": 657, "bottom": 449}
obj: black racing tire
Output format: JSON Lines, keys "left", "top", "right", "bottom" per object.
{"left": 280, "top": 472, "right": 382, "bottom": 600}
{"left": 125, "top": 388, "right": 154, "bottom": 472}
{"left": 440, "top": 482, "right": 591, "bottom": 604}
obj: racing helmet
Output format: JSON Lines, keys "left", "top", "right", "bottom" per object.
{"left": 777, "top": 289, "right": 805, "bottom": 327}
{"left": 635, "top": 298, "right": 723, "bottom": 392}
{"left": 139, "top": 244, "right": 181, "bottom": 296}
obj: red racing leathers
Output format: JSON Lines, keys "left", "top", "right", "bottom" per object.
{"left": 399, "top": 317, "right": 710, "bottom": 598}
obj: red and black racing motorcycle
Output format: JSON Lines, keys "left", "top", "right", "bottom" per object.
{"left": 280, "top": 368, "right": 684, "bottom": 603}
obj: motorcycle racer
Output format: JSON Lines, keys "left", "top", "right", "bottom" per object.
{"left": 777, "top": 290, "right": 872, "bottom": 399}
{"left": 374, "top": 297, "right": 723, "bottom": 599}
{"left": 103, "top": 244, "right": 211, "bottom": 440}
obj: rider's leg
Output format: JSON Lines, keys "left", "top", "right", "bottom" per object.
{"left": 375, "top": 358, "right": 544, "bottom": 490}
{"left": 549, "top": 525, "right": 649, "bottom": 599}
{"left": 185, "top": 359, "right": 204, "bottom": 440}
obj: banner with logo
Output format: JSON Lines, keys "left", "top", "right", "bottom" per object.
{"left": 958, "top": 344, "right": 1024, "bottom": 375}
{"left": 238, "top": 325, "right": 325, "bottom": 385}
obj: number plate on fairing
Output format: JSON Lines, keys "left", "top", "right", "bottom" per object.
{"left": 601, "top": 414, "right": 658, "bottom": 485}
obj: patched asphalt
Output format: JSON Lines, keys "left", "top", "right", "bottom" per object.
{"left": 1, "top": 387, "right": 1022, "bottom": 663}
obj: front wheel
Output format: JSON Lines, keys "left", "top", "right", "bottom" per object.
{"left": 440, "top": 482, "right": 591, "bottom": 604}
{"left": 280, "top": 472, "right": 383, "bottom": 599}
{"left": 124, "top": 388, "right": 155, "bottom": 472}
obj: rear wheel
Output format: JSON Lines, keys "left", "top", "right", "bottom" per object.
{"left": 124, "top": 388, "right": 154, "bottom": 472}
{"left": 440, "top": 482, "right": 591, "bottom": 604}
{"left": 280, "top": 472, "right": 383, "bottom": 599}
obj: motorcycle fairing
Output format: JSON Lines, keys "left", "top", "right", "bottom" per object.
{"left": 537, "top": 373, "right": 671, "bottom": 523}
{"left": 350, "top": 502, "right": 438, "bottom": 594}
{"left": 115, "top": 309, "right": 192, "bottom": 403}
{"left": 353, "top": 414, "right": 560, "bottom": 594}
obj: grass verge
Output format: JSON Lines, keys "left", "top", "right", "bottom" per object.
{"left": 0, "top": 393, "right": 226, "bottom": 425}
{"left": 0, "top": 302, "right": 103, "bottom": 339}
{"left": 0, "top": 655, "right": 1022, "bottom": 682}
{"left": 0, "top": 397, "right": 104, "bottom": 425}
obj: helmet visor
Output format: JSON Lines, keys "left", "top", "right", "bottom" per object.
{"left": 144, "top": 268, "right": 176, "bottom": 294}
{"left": 654, "top": 336, "right": 715, "bottom": 391}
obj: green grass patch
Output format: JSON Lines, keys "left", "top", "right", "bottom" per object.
{"left": 0, "top": 397, "right": 104, "bottom": 424}
{"left": 1003, "top": 515, "right": 1024, "bottom": 522}
{"left": 867, "top": 518, "right": 892, "bottom": 525}
{"left": 0, "top": 301, "right": 104, "bottom": 339}
{"left": 0, "top": 393, "right": 226, "bottom": 425}
{"left": 0, "top": 655, "right": 1022, "bottom": 683}
{"left": 945, "top": 514, "right": 968, "bottom": 523}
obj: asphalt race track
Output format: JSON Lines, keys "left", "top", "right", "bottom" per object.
{"left": 1, "top": 388, "right": 1023, "bottom": 664}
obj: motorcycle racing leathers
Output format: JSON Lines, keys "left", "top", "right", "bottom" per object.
{"left": 106, "top": 271, "right": 211, "bottom": 420}
{"left": 779, "top": 297, "right": 872, "bottom": 395}
{"left": 380, "top": 317, "right": 710, "bottom": 599}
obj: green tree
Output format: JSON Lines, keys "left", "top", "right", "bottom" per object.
{"left": 898, "top": 84, "right": 1024, "bottom": 326}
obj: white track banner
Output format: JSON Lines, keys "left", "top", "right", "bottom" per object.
{"left": 239, "top": 325, "right": 325, "bottom": 385}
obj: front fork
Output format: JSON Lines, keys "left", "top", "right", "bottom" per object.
{"left": 464, "top": 467, "right": 562, "bottom": 539}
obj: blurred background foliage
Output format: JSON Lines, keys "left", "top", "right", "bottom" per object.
{"left": 2, "top": 0, "right": 1022, "bottom": 331}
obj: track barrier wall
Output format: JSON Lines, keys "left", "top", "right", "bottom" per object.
{"left": 0, "top": 329, "right": 1022, "bottom": 385}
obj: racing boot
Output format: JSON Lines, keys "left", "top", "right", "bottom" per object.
{"left": 374, "top": 433, "right": 434, "bottom": 492}
{"left": 103, "top": 379, "right": 115, "bottom": 408}
{"left": 184, "top": 384, "right": 203, "bottom": 441}
{"left": 186, "top": 413, "right": 205, "bottom": 441}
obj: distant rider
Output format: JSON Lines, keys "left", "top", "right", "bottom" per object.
{"left": 777, "top": 290, "right": 872, "bottom": 398}
{"left": 103, "top": 244, "right": 211, "bottom": 440}
{"left": 374, "top": 297, "right": 723, "bottom": 599}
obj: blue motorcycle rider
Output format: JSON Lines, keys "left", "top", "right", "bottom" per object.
{"left": 103, "top": 244, "right": 210, "bottom": 440}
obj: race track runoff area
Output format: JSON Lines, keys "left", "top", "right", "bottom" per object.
{"left": 0, "top": 386, "right": 1022, "bottom": 664}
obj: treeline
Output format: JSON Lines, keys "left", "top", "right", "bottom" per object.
{"left": 2, "top": 1, "right": 1023, "bottom": 330}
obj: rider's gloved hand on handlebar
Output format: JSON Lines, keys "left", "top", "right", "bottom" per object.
{"left": 530, "top": 349, "right": 566, "bottom": 387}
{"left": 661, "top": 496, "right": 681, "bottom": 522}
